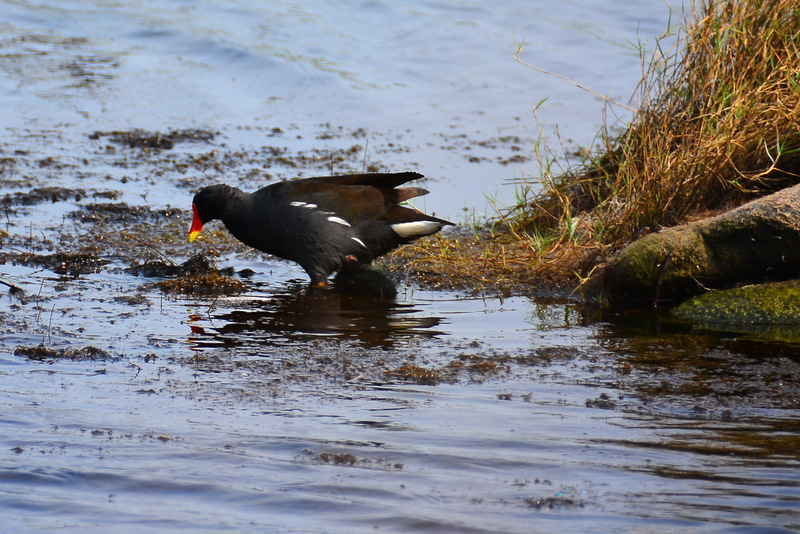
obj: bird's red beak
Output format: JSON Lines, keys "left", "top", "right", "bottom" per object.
{"left": 188, "top": 204, "right": 203, "bottom": 242}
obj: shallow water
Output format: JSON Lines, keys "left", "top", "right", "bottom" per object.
{"left": 3, "top": 279, "right": 799, "bottom": 532}
{"left": 2, "top": 1, "right": 800, "bottom": 532}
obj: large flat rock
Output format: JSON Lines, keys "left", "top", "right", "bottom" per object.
{"left": 606, "top": 183, "right": 800, "bottom": 304}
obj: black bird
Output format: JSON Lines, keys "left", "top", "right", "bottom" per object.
{"left": 189, "top": 172, "right": 452, "bottom": 285}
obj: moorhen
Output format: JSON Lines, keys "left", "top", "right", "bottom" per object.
{"left": 189, "top": 172, "right": 452, "bottom": 285}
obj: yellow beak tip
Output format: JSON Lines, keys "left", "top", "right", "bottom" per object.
{"left": 188, "top": 231, "right": 200, "bottom": 243}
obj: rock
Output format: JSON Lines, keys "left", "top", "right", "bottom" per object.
{"left": 673, "top": 279, "right": 800, "bottom": 324}
{"left": 606, "top": 183, "right": 800, "bottom": 304}
{"left": 672, "top": 279, "right": 800, "bottom": 339}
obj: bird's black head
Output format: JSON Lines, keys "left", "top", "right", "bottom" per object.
{"left": 192, "top": 184, "right": 237, "bottom": 224}
{"left": 189, "top": 184, "right": 237, "bottom": 242}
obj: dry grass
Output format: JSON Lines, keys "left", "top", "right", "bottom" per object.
{"left": 387, "top": 230, "right": 600, "bottom": 296}
{"left": 460, "top": 0, "right": 800, "bottom": 295}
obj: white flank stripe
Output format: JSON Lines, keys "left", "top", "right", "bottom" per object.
{"left": 290, "top": 201, "right": 306, "bottom": 207}
{"left": 328, "top": 216, "right": 351, "bottom": 227}
{"left": 391, "top": 221, "right": 442, "bottom": 238}
{"left": 351, "top": 237, "right": 367, "bottom": 248}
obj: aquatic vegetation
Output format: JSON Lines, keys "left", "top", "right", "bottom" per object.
{"left": 14, "top": 344, "right": 114, "bottom": 361}
{"left": 384, "top": 363, "right": 441, "bottom": 385}
{"left": 88, "top": 129, "right": 217, "bottom": 150}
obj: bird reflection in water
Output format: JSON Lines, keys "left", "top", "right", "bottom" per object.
{"left": 186, "top": 278, "right": 444, "bottom": 349}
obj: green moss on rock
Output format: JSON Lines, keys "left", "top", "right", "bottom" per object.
{"left": 673, "top": 279, "right": 800, "bottom": 324}
{"left": 606, "top": 183, "right": 800, "bottom": 305}
{"left": 607, "top": 226, "right": 709, "bottom": 302}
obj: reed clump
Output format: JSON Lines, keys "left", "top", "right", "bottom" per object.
{"left": 497, "top": 0, "right": 800, "bottom": 290}
{"left": 393, "top": 0, "right": 800, "bottom": 295}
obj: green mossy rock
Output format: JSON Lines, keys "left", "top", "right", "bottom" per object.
{"left": 673, "top": 279, "right": 800, "bottom": 324}
{"left": 606, "top": 225, "right": 709, "bottom": 303}
{"left": 607, "top": 183, "right": 800, "bottom": 304}
{"left": 671, "top": 279, "right": 800, "bottom": 340}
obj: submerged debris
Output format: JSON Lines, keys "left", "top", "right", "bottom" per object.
{"left": 157, "top": 272, "right": 245, "bottom": 295}
{"left": 130, "top": 253, "right": 244, "bottom": 296}
{"left": 0, "top": 187, "right": 86, "bottom": 207}
{"left": 585, "top": 392, "right": 616, "bottom": 410}
{"left": 70, "top": 203, "right": 183, "bottom": 222}
{"left": 302, "top": 449, "right": 404, "bottom": 470}
{"left": 14, "top": 345, "right": 114, "bottom": 361}
{"left": 6, "top": 249, "right": 107, "bottom": 276}
{"left": 0, "top": 278, "right": 23, "bottom": 294}
{"left": 128, "top": 253, "right": 226, "bottom": 278}
{"left": 523, "top": 496, "right": 586, "bottom": 510}
{"left": 89, "top": 128, "right": 216, "bottom": 149}
{"left": 384, "top": 364, "right": 440, "bottom": 385}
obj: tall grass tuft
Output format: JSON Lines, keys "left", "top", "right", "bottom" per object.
{"left": 393, "top": 0, "right": 800, "bottom": 294}
{"left": 509, "top": 0, "right": 800, "bottom": 265}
